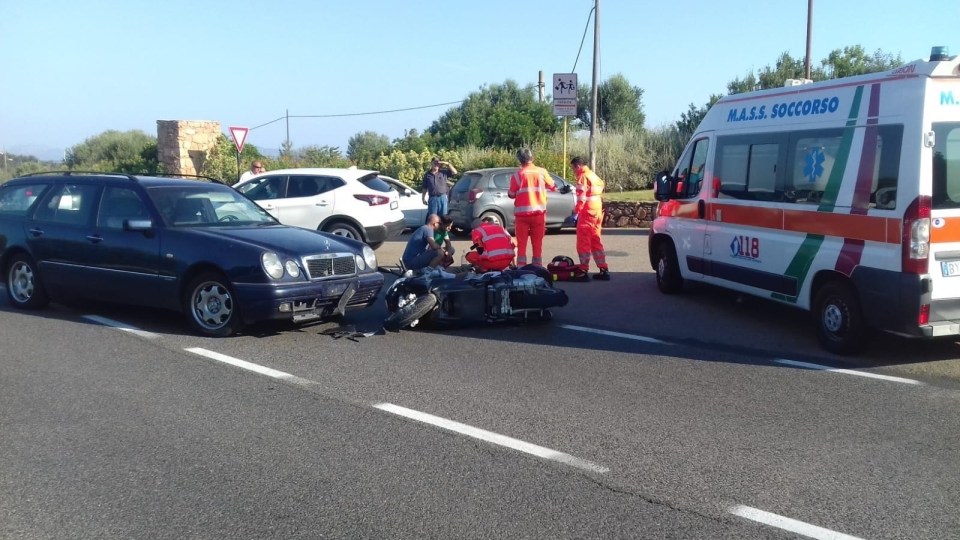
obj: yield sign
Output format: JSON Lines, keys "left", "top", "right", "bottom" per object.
{"left": 229, "top": 126, "right": 249, "bottom": 154}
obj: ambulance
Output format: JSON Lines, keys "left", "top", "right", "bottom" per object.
{"left": 650, "top": 47, "right": 960, "bottom": 354}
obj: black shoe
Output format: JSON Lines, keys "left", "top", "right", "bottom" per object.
{"left": 594, "top": 269, "right": 611, "bottom": 281}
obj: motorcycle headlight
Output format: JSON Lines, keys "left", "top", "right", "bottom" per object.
{"left": 261, "top": 252, "right": 284, "bottom": 280}
{"left": 285, "top": 260, "right": 301, "bottom": 278}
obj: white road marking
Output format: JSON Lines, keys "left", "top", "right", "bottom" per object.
{"left": 560, "top": 324, "right": 669, "bottom": 345}
{"left": 185, "top": 347, "right": 296, "bottom": 381}
{"left": 730, "top": 505, "right": 865, "bottom": 540}
{"left": 775, "top": 359, "right": 922, "bottom": 385}
{"left": 82, "top": 315, "right": 160, "bottom": 339}
{"left": 373, "top": 402, "right": 609, "bottom": 474}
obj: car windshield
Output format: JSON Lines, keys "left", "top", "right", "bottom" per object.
{"left": 148, "top": 185, "right": 278, "bottom": 227}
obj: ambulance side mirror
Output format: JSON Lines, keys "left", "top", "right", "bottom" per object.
{"left": 654, "top": 171, "right": 673, "bottom": 202}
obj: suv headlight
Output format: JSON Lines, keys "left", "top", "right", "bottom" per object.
{"left": 261, "top": 252, "right": 284, "bottom": 279}
{"left": 356, "top": 245, "right": 377, "bottom": 271}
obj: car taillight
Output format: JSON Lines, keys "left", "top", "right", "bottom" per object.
{"left": 919, "top": 303, "right": 930, "bottom": 325}
{"left": 468, "top": 189, "right": 483, "bottom": 203}
{"left": 902, "top": 195, "right": 930, "bottom": 274}
{"left": 354, "top": 194, "right": 390, "bottom": 206}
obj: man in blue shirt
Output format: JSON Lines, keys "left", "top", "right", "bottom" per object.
{"left": 401, "top": 213, "right": 447, "bottom": 271}
{"left": 421, "top": 157, "right": 457, "bottom": 222}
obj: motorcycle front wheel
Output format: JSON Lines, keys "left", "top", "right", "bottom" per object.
{"left": 384, "top": 293, "right": 438, "bottom": 331}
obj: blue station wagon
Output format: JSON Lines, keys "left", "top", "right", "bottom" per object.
{"left": 0, "top": 173, "right": 384, "bottom": 336}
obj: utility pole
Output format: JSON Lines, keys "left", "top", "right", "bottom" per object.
{"left": 805, "top": 0, "right": 813, "bottom": 79}
{"left": 589, "top": 0, "right": 600, "bottom": 169}
{"left": 538, "top": 70, "right": 545, "bottom": 103}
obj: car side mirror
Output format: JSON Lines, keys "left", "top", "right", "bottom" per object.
{"left": 654, "top": 171, "right": 673, "bottom": 202}
{"left": 560, "top": 184, "right": 573, "bottom": 194}
{"left": 404, "top": 188, "right": 415, "bottom": 197}
{"left": 125, "top": 218, "right": 153, "bottom": 231}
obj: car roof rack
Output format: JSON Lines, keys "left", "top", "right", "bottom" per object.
{"left": 20, "top": 170, "right": 140, "bottom": 181}
{"left": 18, "top": 171, "right": 225, "bottom": 184}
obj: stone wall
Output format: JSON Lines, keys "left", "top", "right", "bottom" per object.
{"left": 156, "top": 120, "right": 221, "bottom": 176}
{"left": 601, "top": 201, "right": 657, "bottom": 228}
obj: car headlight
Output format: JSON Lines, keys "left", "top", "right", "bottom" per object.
{"left": 285, "top": 260, "right": 301, "bottom": 278}
{"left": 261, "top": 252, "right": 284, "bottom": 280}
{"left": 359, "top": 245, "right": 377, "bottom": 271}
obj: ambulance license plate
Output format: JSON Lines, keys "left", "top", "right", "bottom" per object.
{"left": 941, "top": 260, "right": 960, "bottom": 277}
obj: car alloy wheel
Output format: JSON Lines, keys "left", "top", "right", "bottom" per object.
{"left": 185, "top": 272, "right": 242, "bottom": 337}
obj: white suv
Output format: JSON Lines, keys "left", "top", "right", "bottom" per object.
{"left": 234, "top": 167, "right": 405, "bottom": 249}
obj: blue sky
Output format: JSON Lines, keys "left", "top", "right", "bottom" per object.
{"left": 1, "top": 0, "right": 957, "bottom": 161}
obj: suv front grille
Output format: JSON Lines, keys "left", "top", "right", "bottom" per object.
{"left": 303, "top": 253, "right": 357, "bottom": 279}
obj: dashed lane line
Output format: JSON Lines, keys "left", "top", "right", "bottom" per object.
{"left": 373, "top": 402, "right": 609, "bottom": 474}
{"left": 559, "top": 324, "right": 670, "bottom": 345}
{"left": 775, "top": 359, "right": 922, "bottom": 385}
{"left": 730, "top": 505, "right": 865, "bottom": 540}
{"left": 561, "top": 323, "right": 922, "bottom": 385}
{"left": 82, "top": 314, "right": 160, "bottom": 339}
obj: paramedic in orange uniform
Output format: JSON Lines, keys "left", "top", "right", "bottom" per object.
{"left": 508, "top": 148, "right": 556, "bottom": 266}
{"left": 465, "top": 217, "right": 515, "bottom": 272}
{"left": 571, "top": 156, "right": 610, "bottom": 280}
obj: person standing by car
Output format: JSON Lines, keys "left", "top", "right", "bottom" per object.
{"left": 570, "top": 156, "right": 610, "bottom": 281}
{"left": 239, "top": 161, "right": 266, "bottom": 182}
{"left": 466, "top": 216, "right": 515, "bottom": 272}
{"left": 508, "top": 148, "right": 556, "bottom": 266}
{"left": 421, "top": 157, "right": 457, "bottom": 222}
{"left": 401, "top": 213, "right": 447, "bottom": 271}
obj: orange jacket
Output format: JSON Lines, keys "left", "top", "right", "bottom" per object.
{"left": 574, "top": 166, "right": 604, "bottom": 216}
{"left": 471, "top": 222, "right": 515, "bottom": 264}
{"left": 508, "top": 163, "right": 556, "bottom": 216}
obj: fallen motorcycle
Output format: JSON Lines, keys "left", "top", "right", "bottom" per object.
{"left": 383, "top": 265, "right": 568, "bottom": 331}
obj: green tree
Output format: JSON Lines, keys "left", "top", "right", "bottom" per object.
{"left": 428, "top": 80, "right": 559, "bottom": 149}
{"left": 675, "top": 94, "right": 723, "bottom": 142}
{"left": 820, "top": 45, "right": 902, "bottom": 79}
{"left": 347, "top": 131, "right": 391, "bottom": 167}
{"left": 296, "top": 145, "right": 351, "bottom": 168}
{"left": 727, "top": 46, "right": 903, "bottom": 94}
{"left": 576, "top": 73, "right": 646, "bottom": 131}
{"left": 64, "top": 130, "right": 160, "bottom": 173}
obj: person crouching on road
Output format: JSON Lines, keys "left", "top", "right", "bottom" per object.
{"left": 465, "top": 217, "right": 515, "bottom": 272}
{"left": 570, "top": 156, "right": 610, "bottom": 281}
{"left": 434, "top": 215, "right": 456, "bottom": 267}
{"left": 508, "top": 147, "right": 556, "bottom": 266}
{"left": 401, "top": 214, "right": 447, "bottom": 271}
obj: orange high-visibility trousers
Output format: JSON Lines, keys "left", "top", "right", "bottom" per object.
{"left": 576, "top": 210, "right": 607, "bottom": 272}
{"left": 514, "top": 213, "right": 546, "bottom": 266}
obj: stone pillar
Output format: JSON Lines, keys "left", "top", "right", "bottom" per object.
{"left": 156, "top": 120, "right": 221, "bottom": 176}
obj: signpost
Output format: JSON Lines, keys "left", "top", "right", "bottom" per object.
{"left": 229, "top": 126, "right": 249, "bottom": 183}
{"left": 552, "top": 73, "right": 578, "bottom": 178}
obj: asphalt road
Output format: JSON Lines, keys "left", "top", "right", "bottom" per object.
{"left": 1, "top": 229, "right": 958, "bottom": 539}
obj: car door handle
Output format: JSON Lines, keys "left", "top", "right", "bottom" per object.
{"left": 28, "top": 227, "right": 44, "bottom": 237}
{"left": 315, "top": 202, "right": 329, "bottom": 206}
{"left": 86, "top": 235, "right": 103, "bottom": 244}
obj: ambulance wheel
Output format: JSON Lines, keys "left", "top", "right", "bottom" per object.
{"left": 655, "top": 242, "right": 683, "bottom": 294}
{"left": 384, "top": 293, "right": 437, "bottom": 331}
{"left": 814, "top": 281, "right": 867, "bottom": 355}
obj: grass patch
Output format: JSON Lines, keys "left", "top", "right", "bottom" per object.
{"left": 604, "top": 190, "right": 655, "bottom": 202}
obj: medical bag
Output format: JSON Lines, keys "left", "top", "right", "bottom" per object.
{"left": 547, "top": 255, "right": 587, "bottom": 282}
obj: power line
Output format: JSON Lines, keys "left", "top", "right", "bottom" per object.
{"left": 572, "top": 6, "right": 596, "bottom": 72}
{"left": 249, "top": 100, "right": 465, "bottom": 131}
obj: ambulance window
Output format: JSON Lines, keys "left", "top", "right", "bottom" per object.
{"left": 787, "top": 130, "right": 843, "bottom": 204}
{"left": 717, "top": 142, "right": 779, "bottom": 200}
{"left": 673, "top": 138, "right": 709, "bottom": 199}
{"left": 872, "top": 124, "right": 902, "bottom": 210}
{"left": 932, "top": 123, "right": 960, "bottom": 209}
